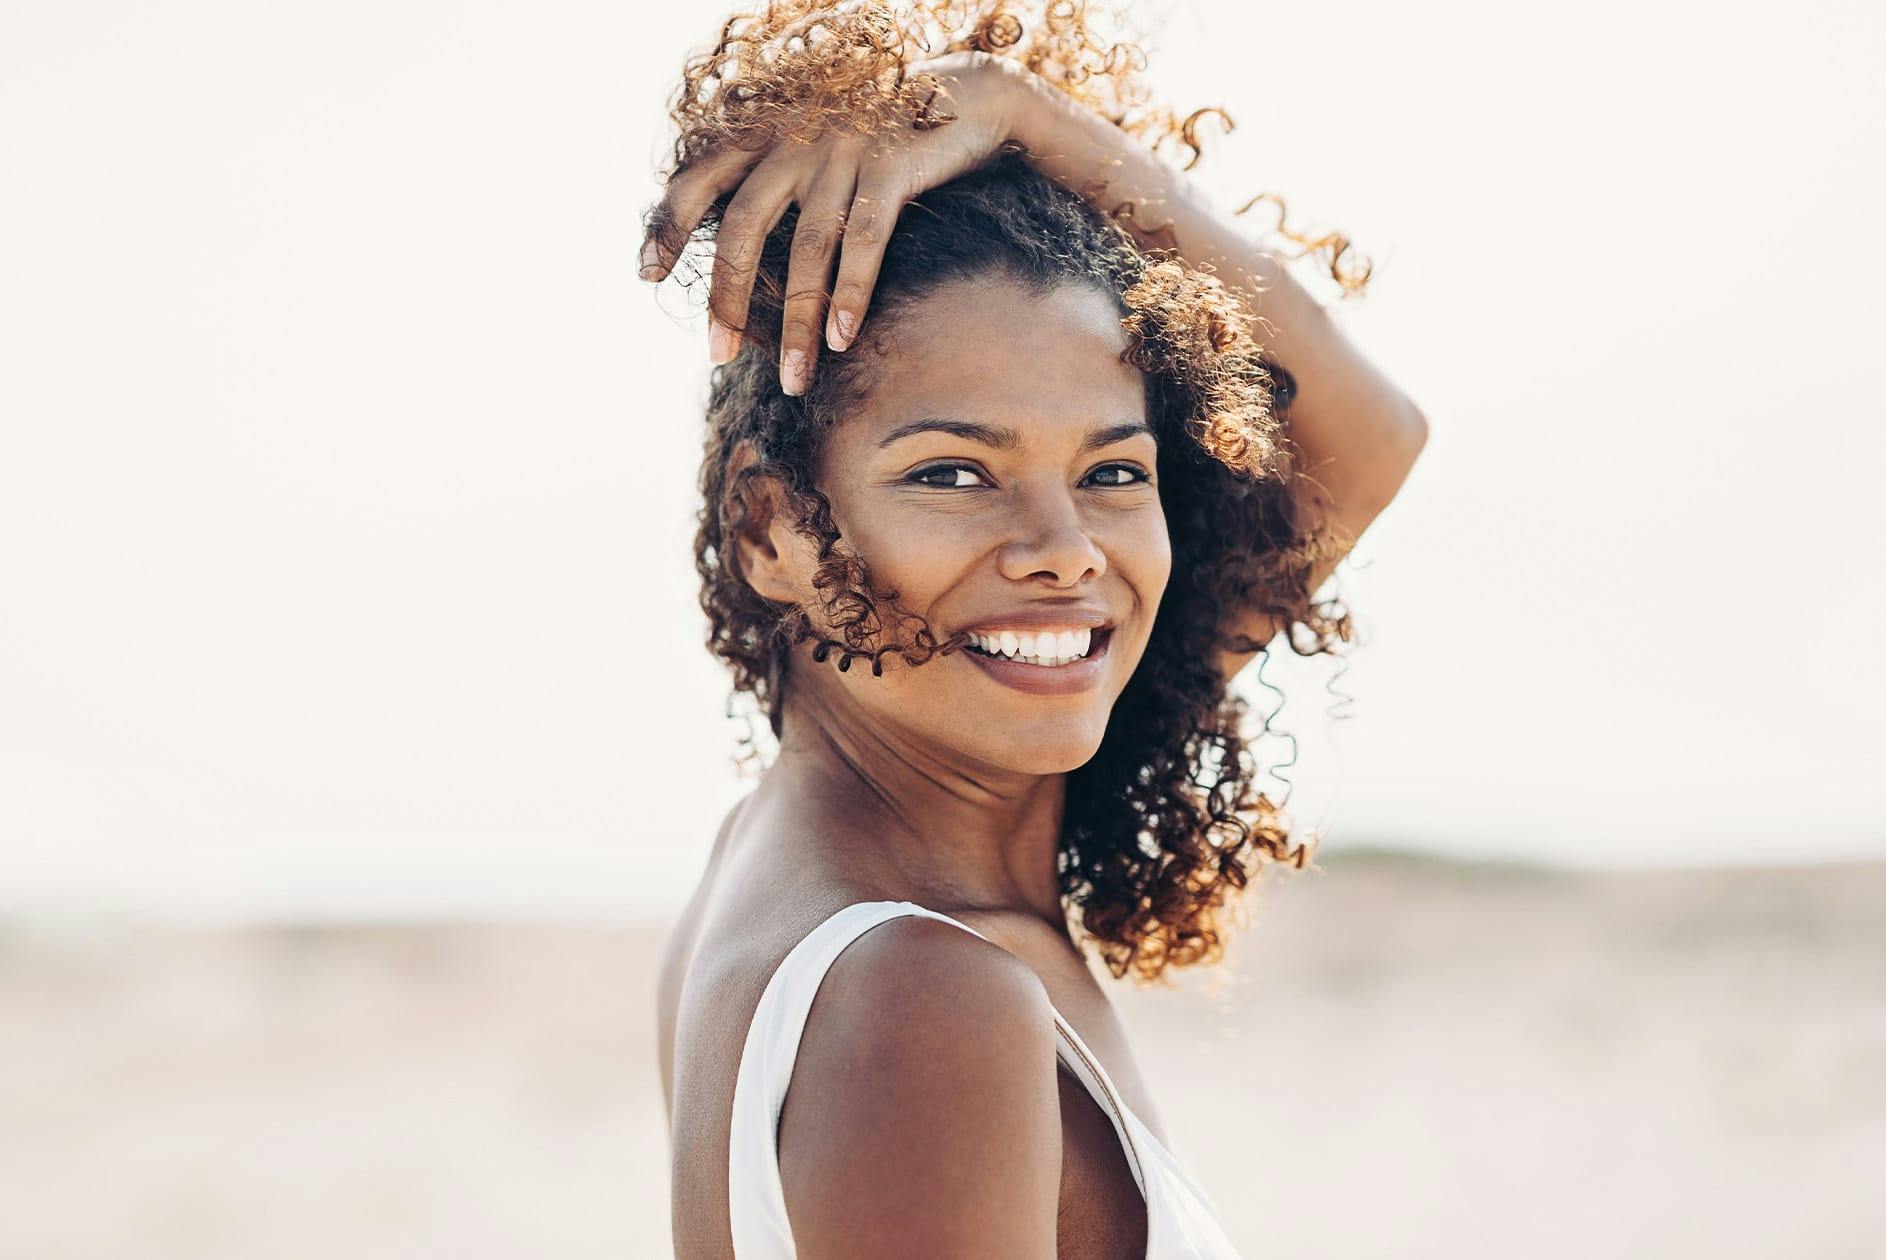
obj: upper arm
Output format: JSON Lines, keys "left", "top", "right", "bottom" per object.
{"left": 776, "top": 918, "right": 1063, "bottom": 1258}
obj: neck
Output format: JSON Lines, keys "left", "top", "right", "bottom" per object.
{"left": 763, "top": 668, "right": 1070, "bottom": 932}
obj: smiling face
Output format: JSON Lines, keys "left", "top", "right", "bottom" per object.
{"left": 738, "top": 272, "right": 1173, "bottom": 776}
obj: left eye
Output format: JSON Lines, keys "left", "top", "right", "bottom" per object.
{"left": 910, "top": 465, "right": 988, "bottom": 489}
{"left": 1086, "top": 464, "right": 1150, "bottom": 487}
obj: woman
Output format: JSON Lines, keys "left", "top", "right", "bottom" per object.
{"left": 643, "top": 4, "right": 1428, "bottom": 1255}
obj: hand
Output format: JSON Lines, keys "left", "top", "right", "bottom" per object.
{"left": 637, "top": 52, "right": 1034, "bottom": 395}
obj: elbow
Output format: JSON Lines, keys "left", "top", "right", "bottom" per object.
{"left": 1399, "top": 393, "right": 1430, "bottom": 459}
{"left": 1365, "top": 394, "right": 1428, "bottom": 518}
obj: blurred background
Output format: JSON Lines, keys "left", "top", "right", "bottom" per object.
{"left": 2, "top": 0, "right": 1882, "bottom": 1256}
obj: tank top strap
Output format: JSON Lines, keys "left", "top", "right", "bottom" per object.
{"left": 727, "top": 901, "right": 982, "bottom": 1256}
{"left": 726, "top": 899, "right": 1146, "bottom": 1257}
{"left": 1048, "top": 999, "right": 1149, "bottom": 1196}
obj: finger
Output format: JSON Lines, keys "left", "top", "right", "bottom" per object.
{"left": 827, "top": 176, "right": 911, "bottom": 352}
{"left": 639, "top": 144, "right": 764, "bottom": 282}
{"left": 704, "top": 161, "right": 798, "bottom": 364}
{"left": 778, "top": 163, "right": 860, "bottom": 396}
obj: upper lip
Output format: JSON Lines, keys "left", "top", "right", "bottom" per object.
{"left": 954, "top": 607, "right": 1114, "bottom": 635}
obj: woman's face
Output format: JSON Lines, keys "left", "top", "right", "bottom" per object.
{"left": 752, "top": 273, "right": 1172, "bottom": 776}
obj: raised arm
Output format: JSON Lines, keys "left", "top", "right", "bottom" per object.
{"left": 1002, "top": 73, "right": 1430, "bottom": 682}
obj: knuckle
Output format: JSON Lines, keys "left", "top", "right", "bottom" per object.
{"left": 779, "top": 316, "right": 822, "bottom": 346}
{"left": 847, "top": 191, "right": 903, "bottom": 246}
{"left": 846, "top": 211, "right": 882, "bottom": 246}
{"left": 719, "top": 194, "right": 770, "bottom": 237}
{"left": 791, "top": 224, "right": 837, "bottom": 261}
{"left": 750, "top": 147, "right": 798, "bottom": 181}
{"left": 779, "top": 289, "right": 824, "bottom": 318}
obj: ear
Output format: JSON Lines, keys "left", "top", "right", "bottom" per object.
{"left": 725, "top": 438, "right": 811, "bottom": 606}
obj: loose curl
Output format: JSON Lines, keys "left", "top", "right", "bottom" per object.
{"left": 654, "top": 0, "right": 1363, "bottom": 981}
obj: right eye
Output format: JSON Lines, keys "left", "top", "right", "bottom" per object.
{"left": 909, "top": 463, "right": 990, "bottom": 489}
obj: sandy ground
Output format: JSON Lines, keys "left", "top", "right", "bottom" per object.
{"left": 3, "top": 853, "right": 1882, "bottom": 1258}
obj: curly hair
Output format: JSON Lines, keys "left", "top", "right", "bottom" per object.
{"left": 650, "top": 0, "right": 1362, "bottom": 982}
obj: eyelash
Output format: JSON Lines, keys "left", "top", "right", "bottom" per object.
{"left": 908, "top": 462, "right": 1152, "bottom": 490}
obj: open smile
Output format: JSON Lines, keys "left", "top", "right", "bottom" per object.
{"left": 959, "top": 626, "right": 1114, "bottom": 696}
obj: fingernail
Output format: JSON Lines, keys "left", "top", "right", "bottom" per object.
{"left": 708, "top": 318, "right": 739, "bottom": 365}
{"left": 781, "top": 349, "right": 808, "bottom": 395}
{"left": 638, "top": 238, "right": 663, "bottom": 281}
{"left": 834, "top": 309, "right": 858, "bottom": 347}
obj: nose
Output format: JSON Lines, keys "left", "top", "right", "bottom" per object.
{"left": 995, "top": 486, "right": 1107, "bottom": 587}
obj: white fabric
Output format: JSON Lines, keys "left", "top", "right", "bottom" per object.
{"left": 727, "top": 900, "right": 1246, "bottom": 1258}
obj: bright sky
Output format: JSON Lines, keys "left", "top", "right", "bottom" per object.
{"left": 2, "top": 0, "right": 1881, "bottom": 922}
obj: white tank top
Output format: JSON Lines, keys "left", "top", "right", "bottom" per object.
{"left": 727, "top": 899, "right": 1246, "bottom": 1258}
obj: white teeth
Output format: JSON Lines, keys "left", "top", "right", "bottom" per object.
{"left": 968, "top": 626, "right": 1099, "bottom": 666}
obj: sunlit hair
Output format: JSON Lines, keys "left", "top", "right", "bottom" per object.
{"left": 647, "top": 0, "right": 1364, "bottom": 981}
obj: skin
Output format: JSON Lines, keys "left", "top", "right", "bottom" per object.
{"left": 660, "top": 276, "right": 1167, "bottom": 1258}
{"left": 744, "top": 271, "right": 1171, "bottom": 888}
{"left": 641, "top": 52, "right": 1428, "bottom": 674}
{"left": 646, "top": 52, "right": 1430, "bottom": 1259}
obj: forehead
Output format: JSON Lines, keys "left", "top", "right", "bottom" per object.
{"left": 845, "top": 276, "right": 1146, "bottom": 440}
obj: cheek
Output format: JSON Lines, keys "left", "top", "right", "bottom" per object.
{"left": 826, "top": 504, "right": 972, "bottom": 600}
{"left": 1110, "top": 508, "right": 1172, "bottom": 597}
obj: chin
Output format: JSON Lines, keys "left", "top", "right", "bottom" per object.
{"left": 965, "top": 722, "right": 1108, "bottom": 776}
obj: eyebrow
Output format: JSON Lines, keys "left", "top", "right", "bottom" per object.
{"left": 876, "top": 417, "right": 1155, "bottom": 453}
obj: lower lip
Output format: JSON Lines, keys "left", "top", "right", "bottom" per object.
{"left": 959, "top": 629, "right": 1112, "bottom": 696}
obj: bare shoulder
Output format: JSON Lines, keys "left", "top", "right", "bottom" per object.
{"left": 777, "top": 914, "right": 1063, "bottom": 1258}
{"left": 656, "top": 793, "right": 752, "bottom": 1119}
{"left": 658, "top": 794, "right": 751, "bottom": 977}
